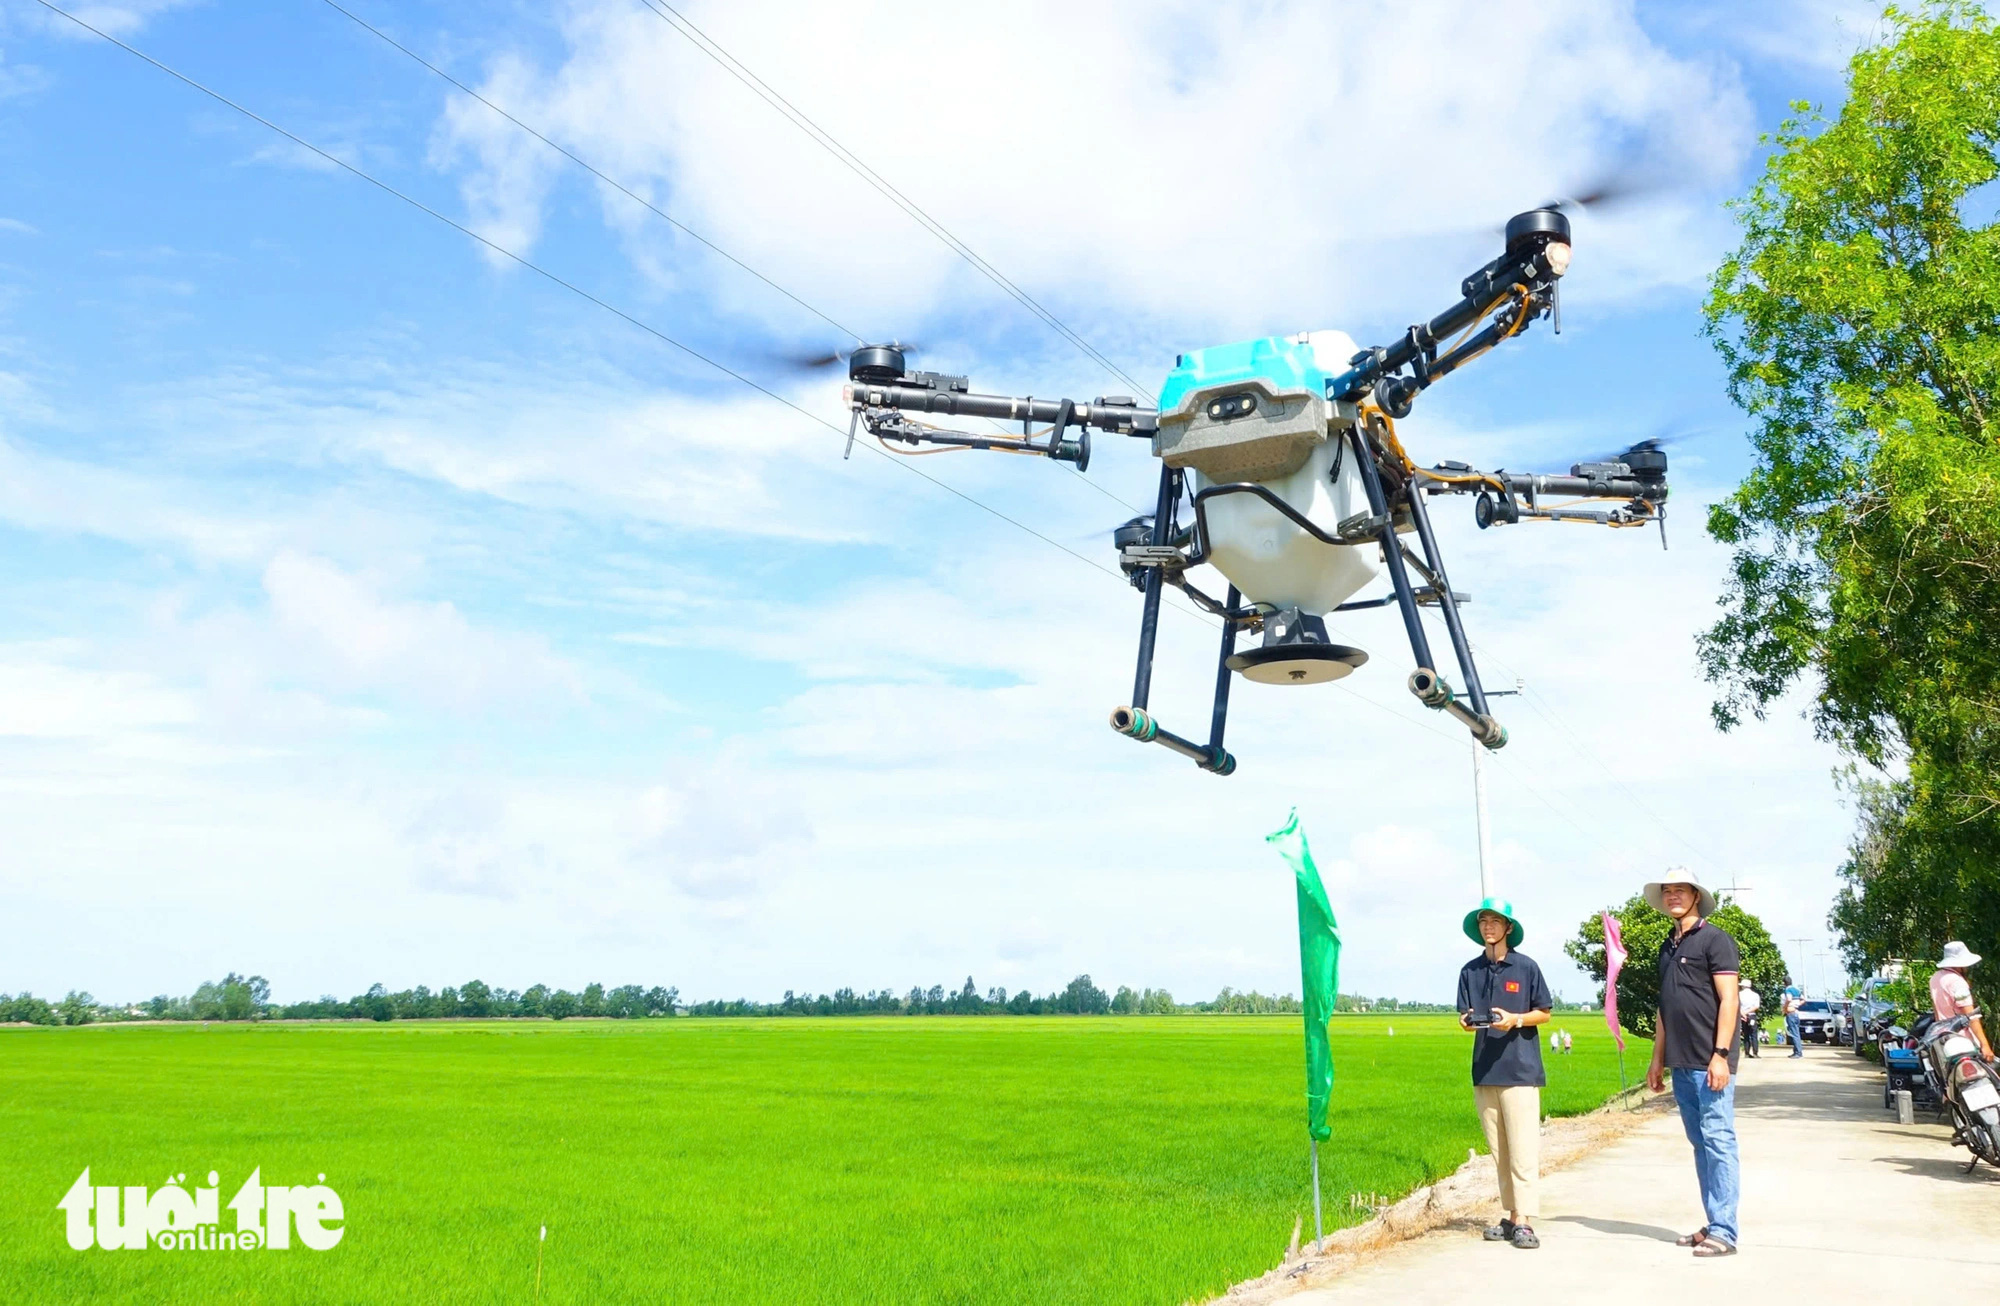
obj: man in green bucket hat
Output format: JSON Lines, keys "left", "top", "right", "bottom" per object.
{"left": 1455, "top": 897, "right": 1553, "bottom": 1250}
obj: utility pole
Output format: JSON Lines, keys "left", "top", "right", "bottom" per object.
{"left": 1789, "top": 936, "right": 1814, "bottom": 992}
{"left": 1471, "top": 678, "right": 1523, "bottom": 900}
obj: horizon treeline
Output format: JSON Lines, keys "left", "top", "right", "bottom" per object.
{"left": 0, "top": 972, "right": 1506, "bottom": 1026}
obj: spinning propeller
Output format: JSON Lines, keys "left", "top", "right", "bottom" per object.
{"left": 775, "top": 341, "right": 921, "bottom": 375}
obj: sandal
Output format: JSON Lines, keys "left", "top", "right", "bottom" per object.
{"left": 1691, "top": 1237, "right": 1737, "bottom": 1257}
{"left": 1675, "top": 1230, "right": 1708, "bottom": 1247}
{"left": 1510, "top": 1225, "right": 1540, "bottom": 1249}
{"left": 1482, "top": 1218, "right": 1516, "bottom": 1242}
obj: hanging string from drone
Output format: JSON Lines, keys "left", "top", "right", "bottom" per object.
{"left": 842, "top": 206, "right": 1670, "bottom": 776}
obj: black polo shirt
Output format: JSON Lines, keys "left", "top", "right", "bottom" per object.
{"left": 1657, "top": 920, "right": 1742, "bottom": 1071}
{"left": 1455, "top": 948, "right": 1553, "bottom": 1087}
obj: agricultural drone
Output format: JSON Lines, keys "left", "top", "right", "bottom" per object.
{"left": 831, "top": 206, "right": 1669, "bottom": 775}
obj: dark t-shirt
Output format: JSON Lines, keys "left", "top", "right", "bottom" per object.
{"left": 1455, "top": 949, "right": 1553, "bottom": 1087}
{"left": 1657, "top": 920, "right": 1742, "bottom": 1071}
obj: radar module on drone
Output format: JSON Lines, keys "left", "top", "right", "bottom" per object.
{"left": 837, "top": 206, "right": 1668, "bottom": 775}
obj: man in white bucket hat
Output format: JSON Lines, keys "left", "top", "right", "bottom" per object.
{"left": 1641, "top": 867, "right": 1742, "bottom": 1257}
{"left": 1931, "top": 942, "right": 1993, "bottom": 1062}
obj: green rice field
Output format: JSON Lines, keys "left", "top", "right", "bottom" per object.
{"left": 0, "top": 1014, "right": 1646, "bottom": 1304}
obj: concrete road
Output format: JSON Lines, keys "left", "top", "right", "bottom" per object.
{"left": 1281, "top": 1044, "right": 2000, "bottom": 1302}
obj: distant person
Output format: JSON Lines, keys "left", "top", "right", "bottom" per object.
{"left": 1781, "top": 985, "right": 1804, "bottom": 1058}
{"left": 1643, "top": 868, "right": 1741, "bottom": 1258}
{"left": 1561, "top": 1029, "right": 1573, "bottom": 1055}
{"left": 1739, "top": 983, "right": 1761, "bottom": 1058}
{"left": 1932, "top": 942, "right": 1994, "bottom": 1061}
{"left": 1456, "top": 897, "right": 1553, "bottom": 1250}
{"left": 1550, "top": 1028, "right": 1561, "bottom": 1055}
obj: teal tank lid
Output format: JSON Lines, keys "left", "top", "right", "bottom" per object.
{"left": 1156, "top": 336, "right": 1332, "bottom": 416}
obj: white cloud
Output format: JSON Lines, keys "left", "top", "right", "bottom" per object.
{"left": 0, "top": 436, "right": 279, "bottom": 562}
{"left": 435, "top": 0, "right": 1753, "bottom": 350}
{"left": 1664, "top": 0, "right": 1890, "bottom": 74}
{"left": 0, "top": 51, "right": 50, "bottom": 101}
{"left": 0, "top": 1, "right": 1864, "bottom": 1008}
{"left": 336, "top": 382, "right": 878, "bottom": 541}
{"left": 261, "top": 550, "right": 582, "bottom": 710}
{"left": 36, "top": 0, "right": 199, "bottom": 40}
{"left": 0, "top": 659, "right": 196, "bottom": 740}
{"left": 629, "top": 762, "right": 813, "bottom": 904}
{"left": 405, "top": 791, "right": 549, "bottom": 900}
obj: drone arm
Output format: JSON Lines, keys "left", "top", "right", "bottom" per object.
{"left": 1328, "top": 230, "right": 1571, "bottom": 413}
{"left": 1417, "top": 463, "right": 1668, "bottom": 532}
{"left": 1493, "top": 470, "right": 1657, "bottom": 500}
{"left": 846, "top": 382, "right": 1157, "bottom": 435}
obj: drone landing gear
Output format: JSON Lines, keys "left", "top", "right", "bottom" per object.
{"left": 1347, "top": 420, "right": 1508, "bottom": 750}
{"left": 1110, "top": 466, "right": 1238, "bottom": 775}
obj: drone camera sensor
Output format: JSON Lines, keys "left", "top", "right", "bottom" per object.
{"left": 1206, "top": 393, "right": 1258, "bottom": 421}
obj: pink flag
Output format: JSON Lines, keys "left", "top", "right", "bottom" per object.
{"left": 1601, "top": 911, "right": 1628, "bottom": 1052}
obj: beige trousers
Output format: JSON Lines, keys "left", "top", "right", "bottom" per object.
{"left": 1474, "top": 1084, "right": 1541, "bottom": 1218}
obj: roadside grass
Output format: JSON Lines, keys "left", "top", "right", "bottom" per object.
{"left": 0, "top": 1013, "right": 1643, "bottom": 1304}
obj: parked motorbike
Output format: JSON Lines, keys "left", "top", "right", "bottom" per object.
{"left": 1883, "top": 1020, "right": 1934, "bottom": 1110}
{"left": 1915, "top": 1014, "right": 2000, "bottom": 1172}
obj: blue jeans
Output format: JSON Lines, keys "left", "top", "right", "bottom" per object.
{"left": 1785, "top": 1014, "right": 1802, "bottom": 1054}
{"left": 1671, "top": 1068, "right": 1740, "bottom": 1247}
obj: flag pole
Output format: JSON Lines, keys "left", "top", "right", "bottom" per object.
{"left": 1272, "top": 810, "right": 1339, "bottom": 1264}
{"left": 1310, "top": 1137, "right": 1324, "bottom": 1253}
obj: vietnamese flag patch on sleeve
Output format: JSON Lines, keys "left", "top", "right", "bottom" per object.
{"left": 1505, "top": 981, "right": 1520, "bottom": 993}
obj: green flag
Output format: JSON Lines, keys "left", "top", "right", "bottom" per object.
{"left": 1268, "top": 809, "right": 1340, "bottom": 1141}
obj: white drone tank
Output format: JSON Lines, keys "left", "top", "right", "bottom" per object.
{"left": 1153, "top": 330, "right": 1381, "bottom": 619}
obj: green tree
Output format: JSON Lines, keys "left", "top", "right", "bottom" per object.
{"left": 1055, "top": 975, "right": 1110, "bottom": 1015}
{"left": 459, "top": 979, "right": 493, "bottom": 1017}
{"left": 1700, "top": 5, "right": 2000, "bottom": 976}
{"left": 1, "top": 993, "right": 59, "bottom": 1025}
{"left": 545, "top": 989, "right": 579, "bottom": 1020}
{"left": 217, "top": 973, "right": 260, "bottom": 1021}
{"left": 58, "top": 991, "right": 96, "bottom": 1026}
{"left": 1566, "top": 897, "right": 1790, "bottom": 1038}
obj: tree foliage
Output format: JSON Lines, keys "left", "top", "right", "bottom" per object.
{"left": 1701, "top": 4, "right": 2000, "bottom": 982}
{"left": 0, "top": 973, "right": 1413, "bottom": 1023}
{"left": 1566, "top": 897, "right": 1789, "bottom": 1038}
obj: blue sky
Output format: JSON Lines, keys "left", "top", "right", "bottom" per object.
{"left": 0, "top": 0, "right": 1890, "bottom": 1006}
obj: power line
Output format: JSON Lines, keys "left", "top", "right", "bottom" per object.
{"left": 44, "top": 0, "right": 1644, "bottom": 807}
{"left": 318, "top": 0, "right": 1144, "bottom": 520}
{"left": 632, "top": 0, "right": 1156, "bottom": 403}
{"left": 36, "top": 0, "right": 1132, "bottom": 595}
{"left": 1460, "top": 631, "right": 1729, "bottom": 869}
{"left": 318, "top": 0, "right": 864, "bottom": 346}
